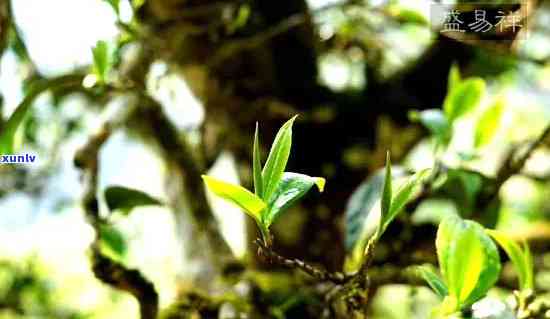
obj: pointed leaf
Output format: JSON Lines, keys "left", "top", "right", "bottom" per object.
{"left": 379, "top": 169, "right": 429, "bottom": 237}
{"left": 474, "top": 98, "right": 504, "bottom": 148}
{"left": 253, "top": 122, "right": 264, "bottom": 198}
{"left": 448, "top": 62, "right": 461, "bottom": 93}
{"left": 444, "top": 78, "right": 486, "bottom": 122}
{"left": 92, "top": 40, "right": 113, "bottom": 83}
{"left": 262, "top": 115, "right": 297, "bottom": 201}
{"left": 202, "top": 175, "right": 266, "bottom": 222}
{"left": 487, "top": 230, "right": 534, "bottom": 290}
{"left": 344, "top": 167, "right": 406, "bottom": 252}
{"left": 343, "top": 167, "right": 407, "bottom": 273}
{"left": 263, "top": 172, "right": 325, "bottom": 227}
{"left": 104, "top": 186, "right": 163, "bottom": 215}
{"left": 415, "top": 265, "right": 448, "bottom": 298}
{"left": 436, "top": 216, "right": 500, "bottom": 311}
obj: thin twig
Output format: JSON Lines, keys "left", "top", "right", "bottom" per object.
{"left": 254, "top": 238, "right": 348, "bottom": 284}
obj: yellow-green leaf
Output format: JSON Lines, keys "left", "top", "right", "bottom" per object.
{"left": 202, "top": 175, "right": 266, "bottom": 222}
{"left": 92, "top": 40, "right": 113, "bottom": 84}
{"left": 436, "top": 216, "right": 500, "bottom": 312}
{"left": 487, "top": 230, "right": 534, "bottom": 290}
{"left": 448, "top": 62, "right": 461, "bottom": 93}
{"left": 444, "top": 78, "right": 486, "bottom": 122}
{"left": 474, "top": 98, "right": 504, "bottom": 148}
{"left": 253, "top": 122, "right": 264, "bottom": 198}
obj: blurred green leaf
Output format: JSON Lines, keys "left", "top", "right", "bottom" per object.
{"left": 415, "top": 265, "right": 448, "bottom": 298}
{"left": 379, "top": 166, "right": 429, "bottom": 238}
{"left": 434, "top": 168, "right": 486, "bottom": 216}
{"left": 409, "top": 109, "right": 451, "bottom": 146}
{"left": 253, "top": 122, "right": 264, "bottom": 198}
{"left": 227, "top": 4, "right": 251, "bottom": 33}
{"left": 387, "top": 4, "right": 428, "bottom": 25}
{"left": 262, "top": 115, "right": 297, "bottom": 201}
{"left": 103, "top": 0, "right": 120, "bottom": 15}
{"left": 487, "top": 230, "right": 534, "bottom": 290}
{"left": 99, "top": 224, "right": 127, "bottom": 259}
{"left": 444, "top": 78, "right": 486, "bottom": 122}
{"left": 474, "top": 98, "right": 504, "bottom": 148}
{"left": 448, "top": 62, "right": 461, "bottom": 93}
{"left": 343, "top": 166, "right": 406, "bottom": 272}
{"left": 92, "top": 40, "right": 113, "bottom": 84}
{"left": 202, "top": 175, "right": 266, "bottom": 223}
{"left": 411, "top": 198, "right": 458, "bottom": 225}
{"left": 0, "top": 81, "right": 52, "bottom": 154}
{"left": 263, "top": 172, "right": 325, "bottom": 227}
{"left": 344, "top": 166, "right": 406, "bottom": 251}
{"left": 104, "top": 186, "right": 163, "bottom": 215}
{"left": 381, "top": 152, "right": 392, "bottom": 222}
{"left": 436, "top": 216, "right": 500, "bottom": 313}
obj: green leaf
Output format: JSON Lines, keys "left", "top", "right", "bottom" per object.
{"left": 253, "top": 122, "right": 264, "bottom": 198}
{"left": 379, "top": 168, "right": 429, "bottom": 237}
{"left": 448, "top": 62, "right": 461, "bottom": 93}
{"left": 202, "top": 175, "right": 266, "bottom": 223}
{"left": 103, "top": 0, "right": 120, "bottom": 15}
{"left": 92, "top": 40, "right": 113, "bottom": 84}
{"left": 262, "top": 115, "right": 297, "bottom": 201}
{"left": 474, "top": 98, "right": 504, "bottom": 148}
{"left": 408, "top": 109, "right": 451, "bottom": 146}
{"left": 0, "top": 81, "right": 52, "bottom": 154}
{"left": 263, "top": 172, "right": 325, "bottom": 227}
{"left": 434, "top": 168, "right": 486, "bottom": 217}
{"left": 104, "top": 186, "right": 163, "bottom": 215}
{"left": 343, "top": 166, "right": 406, "bottom": 272}
{"left": 381, "top": 152, "right": 392, "bottom": 220}
{"left": 415, "top": 265, "right": 448, "bottom": 298}
{"left": 487, "top": 230, "right": 534, "bottom": 290}
{"left": 99, "top": 224, "right": 127, "bottom": 259}
{"left": 444, "top": 78, "right": 486, "bottom": 122}
{"left": 436, "top": 216, "right": 500, "bottom": 312}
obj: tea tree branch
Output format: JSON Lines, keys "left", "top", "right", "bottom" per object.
{"left": 255, "top": 239, "right": 348, "bottom": 284}
{"left": 75, "top": 116, "right": 159, "bottom": 319}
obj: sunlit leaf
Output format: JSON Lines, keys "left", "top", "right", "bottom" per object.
{"left": 104, "top": 186, "right": 163, "bottom": 215}
{"left": 262, "top": 115, "right": 297, "bottom": 201}
{"left": 415, "top": 265, "right": 448, "bottom": 298}
{"left": 448, "top": 62, "right": 461, "bottom": 93}
{"left": 408, "top": 109, "right": 451, "bottom": 146}
{"left": 263, "top": 172, "right": 325, "bottom": 227}
{"left": 444, "top": 78, "right": 485, "bottom": 122}
{"left": 253, "top": 122, "right": 264, "bottom": 198}
{"left": 202, "top": 175, "right": 266, "bottom": 222}
{"left": 474, "top": 98, "right": 504, "bottom": 148}
{"left": 436, "top": 216, "right": 500, "bottom": 312}
{"left": 487, "top": 230, "right": 534, "bottom": 290}
{"left": 92, "top": 40, "right": 113, "bottom": 84}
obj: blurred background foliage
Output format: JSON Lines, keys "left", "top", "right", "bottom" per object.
{"left": 2, "top": 0, "right": 550, "bottom": 318}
